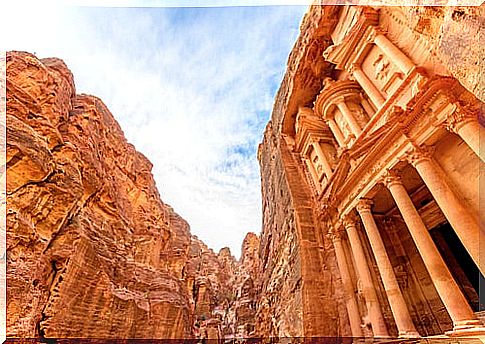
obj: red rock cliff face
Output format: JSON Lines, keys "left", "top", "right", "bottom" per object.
{"left": 185, "top": 233, "right": 261, "bottom": 341}
{"left": 256, "top": 6, "right": 345, "bottom": 338}
{"left": 6, "top": 51, "right": 192, "bottom": 338}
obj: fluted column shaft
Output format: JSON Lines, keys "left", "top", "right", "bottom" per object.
{"left": 383, "top": 173, "right": 480, "bottom": 330}
{"left": 343, "top": 216, "right": 389, "bottom": 337}
{"left": 331, "top": 231, "right": 363, "bottom": 337}
{"left": 408, "top": 148, "right": 483, "bottom": 275}
{"left": 350, "top": 65, "right": 385, "bottom": 109}
{"left": 356, "top": 200, "right": 419, "bottom": 338}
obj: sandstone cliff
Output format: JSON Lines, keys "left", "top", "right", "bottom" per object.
{"left": 186, "top": 233, "right": 260, "bottom": 341}
{"left": 6, "top": 51, "right": 193, "bottom": 338}
{"left": 6, "top": 52, "right": 261, "bottom": 339}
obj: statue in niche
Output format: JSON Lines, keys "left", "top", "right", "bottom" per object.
{"left": 373, "top": 54, "right": 390, "bottom": 81}
{"left": 349, "top": 101, "right": 369, "bottom": 127}
{"left": 321, "top": 143, "right": 337, "bottom": 167}
{"left": 336, "top": 115, "right": 353, "bottom": 141}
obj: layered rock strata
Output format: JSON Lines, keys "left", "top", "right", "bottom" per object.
{"left": 186, "top": 233, "right": 260, "bottom": 341}
{"left": 6, "top": 51, "right": 193, "bottom": 338}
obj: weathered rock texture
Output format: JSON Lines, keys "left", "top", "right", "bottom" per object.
{"left": 186, "top": 233, "right": 260, "bottom": 341}
{"left": 6, "top": 51, "right": 193, "bottom": 338}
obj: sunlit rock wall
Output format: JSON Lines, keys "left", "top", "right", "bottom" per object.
{"left": 186, "top": 233, "right": 261, "bottom": 340}
{"left": 256, "top": 3, "right": 483, "bottom": 339}
{"left": 6, "top": 51, "right": 192, "bottom": 338}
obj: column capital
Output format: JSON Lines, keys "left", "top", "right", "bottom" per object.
{"left": 329, "top": 225, "right": 346, "bottom": 242}
{"left": 405, "top": 145, "right": 435, "bottom": 167}
{"left": 356, "top": 198, "right": 374, "bottom": 214}
{"left": 445, "top": 109, "right": 476, "bottom": 133}
{"left": 381, "top": 169, "right": 403, "bottom": 189}
{"left": 341, "top": 213, "right": 358, "bottom": 229}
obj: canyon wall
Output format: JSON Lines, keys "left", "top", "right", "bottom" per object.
{"left": 6, "top": 51, "right": 260, "bottom": 340}
{"left": 6, "top": 51, "right": 190, "bottom": 338}
{"left": 256, "top": 6, "right": 347, "bottom": 338}
{"left": 186, "top": 232, "right": 260, "bottom": 340}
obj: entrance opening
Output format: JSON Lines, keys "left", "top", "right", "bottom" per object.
{"left": 430, "top": 223, "right": 484, "bottom": 312}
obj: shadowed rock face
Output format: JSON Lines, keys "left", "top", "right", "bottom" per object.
{"left": 6, "top": 51, "right": 192, "bottom": 338}
{"left": 185, "top": 233, "right": 261, "bottom": 340}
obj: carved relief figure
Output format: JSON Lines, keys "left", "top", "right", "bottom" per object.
{"left": 373, "top": 54, "right": 390, "bottom": 81}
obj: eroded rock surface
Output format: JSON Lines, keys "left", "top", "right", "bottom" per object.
{"left": 186, "top": 233, "right": 261, "bottom": 341}
{"left": 7, "top": 51, "right": 192, "bottom": 338}
{"left": 6, "top": 51, "right": 262, "bottom": 340}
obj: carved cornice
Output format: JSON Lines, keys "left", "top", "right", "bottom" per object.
{"left": 400, "top": 75, "right": 457, "bottom": 134}
{"left": 294, "top": 107, "right": 334, "bottom": 153}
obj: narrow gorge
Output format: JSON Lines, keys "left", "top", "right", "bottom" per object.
{"left": 6, "top": 3, "right": 485, "bottom": 342}
{"left": 6, "top": 51, "right": 259, "bottom": 339}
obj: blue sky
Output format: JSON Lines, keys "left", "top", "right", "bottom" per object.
{"left": 2, "top": 3, "right": 307, "bottom": 258}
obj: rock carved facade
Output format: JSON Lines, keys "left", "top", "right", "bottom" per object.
{"left": 258, "top": 4, "right": 484, "bottom": 340}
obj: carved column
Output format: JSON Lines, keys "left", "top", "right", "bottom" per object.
{"left": 360, "top": 97, "right": 375, "bottom": 117}
{"left": 326, "top": 117, "right": 346, "bottom": 148}
{"left": 356, "top": 199, "right": 419, "bottom": 338}
{"left": 445, "top": 110, "right": 485, "bottom": 162}
{"left": 330, "top": 227, "right": 364, "bottom": 338}
{"left": 336, "top": 100, "right": 362, "bottom": 138}
{"left": 312, "top": 141, "right": 333, "bottom": 178}
{"left": 342, "top": 215, "right": 389, "bottom": 337}
{"left": 407, "top": 147, "right": 483, "bottom": 275}
{"left": 370, "top": 31, "right": 414, "bottom": 75}
{"left": 349, "top": 64, "right": 385, "bottom": 109}
{"left": 382, "top": 171, "right": 481, "bottom": 331}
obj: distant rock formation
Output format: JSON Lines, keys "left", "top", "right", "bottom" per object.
{"left": 186, "top": 233, "right": 260, "bottom": 341}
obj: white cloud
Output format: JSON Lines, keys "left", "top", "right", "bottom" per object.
{"left": 3, "top": 5, "right": 306, "bottom": 258}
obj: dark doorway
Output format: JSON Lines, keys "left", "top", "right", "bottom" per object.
{"left": 430, "top": 223, "right": 484, "bottom": 312}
